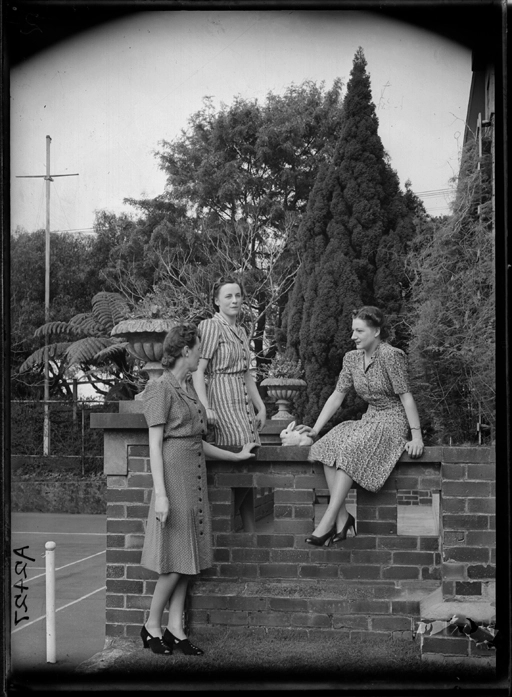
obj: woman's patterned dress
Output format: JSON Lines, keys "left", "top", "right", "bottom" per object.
{"left": 140, "top": 371, "right": 213, "bottom": 575}
{"left": 309, "top": 342, "right": 410, "bottom": 493}
{"left": 198, "top": 314, "right": 260, "bottom": 447}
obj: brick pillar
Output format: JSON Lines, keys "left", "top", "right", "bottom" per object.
{"left": 105, "top": 444, "right": 159, "bottom": 639}
{"left": 440, "top": 448, "right": 496, "bottom": 600}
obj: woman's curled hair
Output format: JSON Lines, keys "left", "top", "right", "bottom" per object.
{"left": 352, "top": 306, "right": 389, "bottom": 341}
{"left": 161, "top": 323, "right": 200, "bottom": 369}
{"left": 212, "top": 275, "right": 245, "bottom": 312}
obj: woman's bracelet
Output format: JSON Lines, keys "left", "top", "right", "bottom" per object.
{"left": 410, "top": 427, "right": 421, "bottom": 431}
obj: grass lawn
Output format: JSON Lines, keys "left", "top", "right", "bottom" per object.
{"left": 99, "top": 626, "right": 497, "bottom": 689}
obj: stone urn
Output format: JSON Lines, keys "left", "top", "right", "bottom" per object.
{"left": 111, "top": 318, "right": 176, "bottom": 396}
{"left": 260, "top": 377, "right": 307, "bottom": 420}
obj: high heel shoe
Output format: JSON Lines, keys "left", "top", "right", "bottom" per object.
{"left": 140, "top": 625, "right": 173, "bottom": 654}
{"left": 163, "top": 629, "right": 204, "bottom": 656}
{"left": 331, "top": 513, "right": 357, "bottom": 544}
{"left": 305, "top": 524, "right": 336, "bottom": 547}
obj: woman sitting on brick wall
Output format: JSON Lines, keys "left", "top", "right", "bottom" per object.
{"left": 296, "top": 306, "right": 424, "bottom": 547}
{"left": 193, "top": 276, "right": 266, "bottom": 532}
{"left": 140, "top": 323, "right": 257, "bottom": 655}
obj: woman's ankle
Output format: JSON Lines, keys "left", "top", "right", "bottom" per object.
{"left": 166, "top": 624, "right": 186, "bottom": 639}
{"left": 145, "top": 621, "right": 163, "bottom": 636}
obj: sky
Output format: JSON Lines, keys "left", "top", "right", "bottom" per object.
{"left": 10, "top": 10, "right": 472, "bottom": 234}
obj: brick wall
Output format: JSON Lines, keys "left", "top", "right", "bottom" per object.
{"left": 440, "top": 448, "right": 496, "bottom": 600}
{"left": 90, "top": 414, "right": 495, "bottom": 644}
{"left": 105, "top": 446, "right": 445, "bottom": 640}
{"left": 397, "top": 490, "right": 432, "bottom": 505}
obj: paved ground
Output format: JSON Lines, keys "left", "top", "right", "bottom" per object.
{"left": 8, "top": 512, "right": 107, "bottom": 679}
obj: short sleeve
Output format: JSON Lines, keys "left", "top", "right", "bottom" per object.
{"left": 199, "top": 319, "right": 221, "bottom": 361}
{"left": 143, "top": 379, "right": 172, "bottom": 427}
{"left": 335, "top": 353, "right": 354, "bottom": 393}
{"left": 383, "top": 348, "right": 410, "bottom": 395}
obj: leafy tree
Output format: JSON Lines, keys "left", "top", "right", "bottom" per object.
{"left": 11, "top": 228, "right": 105, "bottom": 397}
{"left": 17, "top": 292, "right": 136, "bottom": 399}
{"left": 102, "top": 81, "right": 346, "bottom": 367}
{"left": 287, "top": 48, "right": 418, "bottom": 425}
{"left": 406, "top": 137, "right": 494, "bottom": 443}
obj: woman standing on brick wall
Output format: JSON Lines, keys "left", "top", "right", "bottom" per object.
{"left": 296, "top": 306, "right": 424, "bottom": 547}
{"left": 193, "top": 276, "right": 266, "bottom": 532}
{"left": 140, "top": 323, "right": 257, "bottom": 655}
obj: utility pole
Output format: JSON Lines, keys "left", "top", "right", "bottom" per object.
{"left": 16, "top": 136, "right": 79, "bottom": 455}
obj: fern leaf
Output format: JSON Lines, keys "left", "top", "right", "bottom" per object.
{"left": 18, "top": 342, "right": 71, "bottom": 373}
{"left": 68, "top": 313, "right": 104, "bottom": 337}
{"left": 34, "top": 321, "right": 80, "bottom": 338}
{"left": 91, "top": 292, "right": 131, "bottom": 331}
{"left": 93, "top": 341, "right": 129, "bottom": 361}
{"left": 65, "top": 337, "right": 117, "bottom": 366}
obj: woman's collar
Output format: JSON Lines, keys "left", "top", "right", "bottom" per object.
{"left": 370, "top": 342, "right": 382, "bottom": 359}
{"left": 358, "top": 341, "right": 382, "bottom": 361}
{"left": 214, "top": 312, "right": 239, "bottom": 329}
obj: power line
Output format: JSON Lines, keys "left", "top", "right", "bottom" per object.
{"left": 415, "top": 188, "right": 453, "bottom": 196}
{"left": 51, "top": 227, "right": 95, "bottom": 234}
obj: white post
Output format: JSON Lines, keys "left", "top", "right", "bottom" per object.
{"left": 45, "top": 541, "right": 56, "bottom": 663}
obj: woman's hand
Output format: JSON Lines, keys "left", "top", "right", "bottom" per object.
{"left": 235, "top": 443, "right": 259, "bottom": 460}
{"left": 295, "top": 424, "right": 318, "bottom": 440}
{"left": 206, "top": 407, "right": 217, "bottom": 428}
{"left": 255, "top": 406, "right": 267, "bottom": 431}
{"left": 154, "top": 494, "right": 169, "bottom": 528}
{"left": 405, "top": 437, "right": 424, "bottom": 459}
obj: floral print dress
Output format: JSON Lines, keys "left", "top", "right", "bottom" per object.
{"left": 308, "top": 342, "right": 410, "bottom": 492}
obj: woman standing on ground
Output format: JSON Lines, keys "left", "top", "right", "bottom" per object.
{"left": 140, "top": 323, "right": 257, "bottom": 655}
{"left": 193, "top": 277, "right": 266, "bottom": 532}
{"left": 296, "top": 306, "right": 424, "bottom": 547}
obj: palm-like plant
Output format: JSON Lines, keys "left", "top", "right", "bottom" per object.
{"left": 18, "top": 292, "right": 135, "bottom": 398}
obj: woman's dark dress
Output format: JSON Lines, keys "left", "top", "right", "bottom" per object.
{"left": 140, "top": 371, "right": 213, "bottom": 575}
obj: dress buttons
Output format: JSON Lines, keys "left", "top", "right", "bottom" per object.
{"left": 199, "top": 498, "right": 202, "bottom": 502}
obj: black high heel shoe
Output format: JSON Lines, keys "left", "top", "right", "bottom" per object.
{"left": 140, "top": 625, "right": 173, "bottom": 654}
{"left": 331, "top": 513, "right": 357, "bottom": 544}
{"left": 305, "top": 524, "right": 337, "bottom": 547}
{"left": 163, "top": 629, "right": 204, "bottom": 656}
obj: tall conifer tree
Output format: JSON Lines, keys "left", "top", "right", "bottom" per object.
{"left": 287, "top": 48, "right": 416, "bottom": 425}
